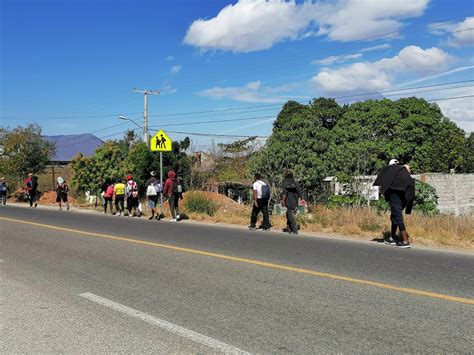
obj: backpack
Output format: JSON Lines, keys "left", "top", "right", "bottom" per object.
{"left": 61, "top": 182, "right": 69, "bottom": 193}
{"left": 0, "top": 182, "right": 6, "bottom": 192}
{"left": 129, "top": 181, "right": 139, "bottom": 198}
{"left": 172, "top": 179, "right": 182, "bottom": 194}
{"left": 261, "top": 183, "right": 271, "bottom": 200}
{"left": 146, "top": 183, "right": 158, "bottom": 196}
{"left": 105, "top": 185, "right": 114, "bottom": 198}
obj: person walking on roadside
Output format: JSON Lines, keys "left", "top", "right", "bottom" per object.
{"left": 25, "top": 173, "right": 38, "bottom": 208}
{"left": 103, "top": 180, "right": 115, "bottom": 215}
{"left": 114, "top": 177, "right": 126, "bottom": 216}
{"left": 125, "top": 175, "right": 140, "bottom": 217}
{"left": 249, "top": 173, "right": 271, "bottom": 231}
{"left": 374, "top": 159, "right": 415, "bottom": 249}
{"left": 0, "top": 177, "right": 8, "bottom": 205}
{"left": 281, "top": 170, "right": 301, "bottom": 235}
{"left": 163, "top": 170, "right": 182, "bottom": 221}
{"left": 56, "top": 176, "right": 70, "bottom": 211}
{"left": 145, "top": 171, "right": 161, "bottom": 220}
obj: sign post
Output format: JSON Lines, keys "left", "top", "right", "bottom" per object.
{"left": 150, "top": 130, "right": 172, "bottom": 216}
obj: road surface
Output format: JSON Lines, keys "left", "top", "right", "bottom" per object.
{"left": 1, "top": 205, "right": 473, "bottom": 353}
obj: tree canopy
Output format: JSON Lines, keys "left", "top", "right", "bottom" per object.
{"left": 0, "top": 124, "right": 55, "bottom": 180}
{"left": 249, "top": 97, "right": 470, "bottom": 196}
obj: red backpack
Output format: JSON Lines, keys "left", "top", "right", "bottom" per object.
{"left": 105, "top": 184, "right": 114, "bottom": 198}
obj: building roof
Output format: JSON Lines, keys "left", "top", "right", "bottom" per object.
{"left": 46, "top": 134, "right": 103, "bottom": 162}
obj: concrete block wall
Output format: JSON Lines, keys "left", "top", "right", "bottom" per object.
{"left": 419, "top": 173, "right": 474, "bottom": 216}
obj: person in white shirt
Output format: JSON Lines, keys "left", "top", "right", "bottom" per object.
{"left": 249, "top": 173, "right": 271, "bottom": 231}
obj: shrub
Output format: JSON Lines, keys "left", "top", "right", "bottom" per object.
{"left": 184, "top": 192, "right": 218, "bottom": 216}
{"left": 413, "top": 180, "right": 439, "bottom": 217}
{"left": 327, "top": 194, "right": 367, "bottom": 208}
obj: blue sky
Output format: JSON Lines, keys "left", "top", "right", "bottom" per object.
{"left": 1, "top": 0, "right": 473, "bottom": 149}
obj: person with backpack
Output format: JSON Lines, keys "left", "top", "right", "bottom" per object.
{"left": 0, "top": 177, "right": 8, "bottom": 205}
{"left": 163, "top": 170, "right": 182, "bottom": 221}
{"left": 125, "top": 175, "right": 140, "bottom": 217}
{"left": 25, "top": 173, "right": 38, "bottom": 208}
{"left": 103, "top": 180, "right": 115, "bottom": 214}
{"left": 145, "top": 171, "right": 161, "bottom": 220}
{"left": 56, "top": 176, "right": 69, "bottom": 211}
{"left": 249, "top": 173, "right": 271, "bottom": 231}
{"left": 114, "top": 177, "right": 126, "bottom": 216}
{"left": 281, "top": 170, "right": 301, "bottom": 235}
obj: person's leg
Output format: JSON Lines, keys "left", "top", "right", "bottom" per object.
{"left": 104, "top": 198, "right": 108, "bottom": 213}
{"left": 29, "top": 193, "right": 33, "bottom": 207}
{"left": 168, "top": 195, "right": 176, "bottom": 219}
{"left": 249, "top": 203, "right": 260, "bottom": 228}
{"left": 1, "top": 192, "right": 6, "bottom": 205}
{"left": 261, "top": 199, "right": 270, "bottom": 229}
{"left": 175, "top": 196, "right": 180, "bottom": 220}
{"left": 64, "top": 195, "right": 69, "bottom": 211}
{"left": 288, "top": 208, "right": 298, "bottom": 234}
{"left": 120, "top": 197, "right": 124, "bottom": 215}
{"left": 33, "top": 192, "right": 37, "bottom": 208}
{"left": 127, "top": 197, "right": 132, "bottom": 215}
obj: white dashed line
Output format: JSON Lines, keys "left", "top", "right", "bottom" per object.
{"left": 79, "top": 292, "right": 249, "bottom": 354}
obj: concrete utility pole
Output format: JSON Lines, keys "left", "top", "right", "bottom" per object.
{"left": 133, "top": 88, "right": 160, "bottom": 144}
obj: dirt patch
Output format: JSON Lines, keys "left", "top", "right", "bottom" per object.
{"left": 182, "top": 191, "right": 247, "bottom": 215}
{"left": 38, "top": 191, "right": 77, "bottom": 206}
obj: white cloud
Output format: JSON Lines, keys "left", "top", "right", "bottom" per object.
{"left": 360, "top": 43, "right": 392, "bottom": 52}
{"left": 314, "top": 0, "right": 429, "bottom": 42}
{"left": 429, "top": 17, "right": 474, "bottom": 47}
{"left": 432, "top": 86, "right": 474, "bottom": 132}
{"left": 184, "top": 0, "right": 428, "bottom": 52}
{"left": 312, "top": 45, "right": 450, "bottom": 95}
{"left": 312, "top": 53, "right": 362, "bottom": 65}
{"left": 448, "top": 17, "right": 474, "bottom": 47}
{"left": 170, "top": 65, "right": 182, "bottom": 74}
{"left": 165, "top": 55, "right": 174, "bottom": 61}
{"left": 198, "top": 80, "right": 291, "bottom": 103}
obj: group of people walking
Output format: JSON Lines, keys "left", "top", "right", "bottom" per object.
{"left": 100, "top": 170, "right": 183, "bottom": 221}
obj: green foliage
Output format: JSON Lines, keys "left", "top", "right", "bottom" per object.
{"left": 250, "top": 97, "right": 470, "bottom": 203}
{"left": 413, "top": 180, "right": 439, "bottom": 216}
{"left": 184, "top": 192, "right": 217, "bottom": 216}
{"left": 462, "top": 134, "right": 474, "bottom": 173}
{"left": 327, "top": 195, "right": 367, "bottom": 208}
{"left": 0, "top": 124, "right": 55, "bottom": 179}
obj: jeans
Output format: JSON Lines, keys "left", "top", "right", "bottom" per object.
{"left": 250, "top": 198, "right": 270, "bottom": 229}
{"left": 115, "top": 195, "right": 124, "bottom": 213}
{"left": 1, "top": 191, "right": 6, "bottom": 205}
{"left": 28, "top": 191, "right": 37, "bottom": 207}
{"left": 104, "top": 197, "right": 113, "bottom": 213}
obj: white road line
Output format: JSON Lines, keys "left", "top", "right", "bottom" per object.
{"left": 79, "top": 292, "right": 249, "bottom": 354}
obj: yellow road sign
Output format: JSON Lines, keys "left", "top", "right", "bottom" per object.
{"left": 150, "top": 130, "right": 172, "bottom": 152}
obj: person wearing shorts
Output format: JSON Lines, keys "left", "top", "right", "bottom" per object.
{"left": 56, "top": 177, "right": 69, "bottom": 211}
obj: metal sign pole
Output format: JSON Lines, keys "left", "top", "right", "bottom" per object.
{"left": 160, "top": 151, "right": 163, "bottom": 217}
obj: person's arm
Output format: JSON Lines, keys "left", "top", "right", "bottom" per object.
{"left": 253, "top": 188, "right": 258, "bottom": 207}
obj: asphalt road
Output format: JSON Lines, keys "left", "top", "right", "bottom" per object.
{"left": 1, "top": 205, "right": 473, "bottom": 353}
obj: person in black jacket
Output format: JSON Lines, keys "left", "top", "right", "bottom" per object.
{"left": 281, "top": 170, "right": 301, "bottom": 235}
{"left": 374, "top": 159, "right": 415, "bottom": 249}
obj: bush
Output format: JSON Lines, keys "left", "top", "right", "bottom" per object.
{"left": 184, "top": 192, "right": 218, "bottom": 216}
{"left": 327, "top": 194, "right": 367, "bottom": 208}
{"left": 413, "top": 180, "right": 439, "bottom": 216}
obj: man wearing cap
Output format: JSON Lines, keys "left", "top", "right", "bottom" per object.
{"left": 374, "top": 159, "right": 415, "bottom": 249}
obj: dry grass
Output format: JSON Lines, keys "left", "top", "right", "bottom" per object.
{"left": 81, "top": 190, "right": 474, "bottom": 250}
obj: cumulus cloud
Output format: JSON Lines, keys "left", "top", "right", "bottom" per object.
{"left": 312, "top": 45, "right": 450, "bottom": 95}
{"left": 432, "top": 86, "right": 474, "bottom": 132}
{"left": 184, "top": 0, "right": 429, "bottom": 52}
{"left": 198, "top": 80, "right": 292, "bottom": 103}
{"left": 447, "top": 17, "right": 474, "bottom": 47}
{"left": 170, "top": 65, "right": 182, "bottom": 74}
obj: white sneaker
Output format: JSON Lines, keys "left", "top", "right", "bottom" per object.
{"left": 176, "top": 214, "right": 180, "bottom": 219}
{"left": 169, "top": 218, "right": 177, "bottom": 222}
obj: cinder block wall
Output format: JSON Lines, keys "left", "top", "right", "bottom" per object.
{"left": 419, "top": 173, "right": 474, "bottom": 216}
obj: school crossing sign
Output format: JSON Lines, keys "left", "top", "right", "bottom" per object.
{"left": 150, "top": 130, "right": 172, "bottom": 152}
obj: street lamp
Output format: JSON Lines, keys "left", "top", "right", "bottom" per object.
{"left": 117, "top": 115, "right": 147, "bottom": 142}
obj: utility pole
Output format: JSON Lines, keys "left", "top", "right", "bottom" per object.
{"left": 133, "top": 88, "right": 160, "bottom": 144}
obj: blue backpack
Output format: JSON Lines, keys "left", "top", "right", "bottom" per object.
{"left": 261, "top": 183, "right": 271, "bottom": 200}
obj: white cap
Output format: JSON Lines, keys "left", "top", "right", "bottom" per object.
{"left": 389, "top": 159, "right": 399, "bottom": 165}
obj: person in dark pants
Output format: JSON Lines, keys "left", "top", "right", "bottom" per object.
{"left": 281, "top": 170, "right": 301, "bottom": 235}
{"left": 249, "top": 173, "right": 271, "bottom": 231}
{"left": 163, "top": 170, "right": 182, "bottom": 221}
{"left": 25, "top": 173, "right": 38, "bottom": 208}
{"left": 374, "top": 159, "right": 415, "bottom": 249}
{"left": 0, "top": 177, "right": 8, "bottom": 205}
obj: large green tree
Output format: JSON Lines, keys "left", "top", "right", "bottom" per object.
{"left": 0, "top": 124, "right": 55, "bottom": 180}
{"left": 249, "top": 97, "right": 468, "bottom": 198}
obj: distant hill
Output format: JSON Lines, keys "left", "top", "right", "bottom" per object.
{"left": 46, "top": 134, "right": 103, "bottom": 162}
